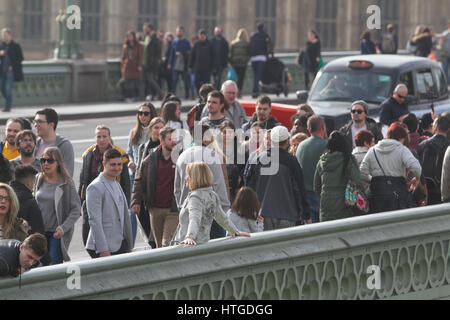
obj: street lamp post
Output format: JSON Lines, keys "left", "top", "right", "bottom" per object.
{"left": 54, "top": 0, "right": 83, "bottom": 59}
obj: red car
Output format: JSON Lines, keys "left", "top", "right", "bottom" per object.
{"left": 240, "top": 100, "right": 297, "bottom": 130}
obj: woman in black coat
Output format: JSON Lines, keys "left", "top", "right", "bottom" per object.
{"left": 305, "top": 30, "right": 321, "bottom": 90}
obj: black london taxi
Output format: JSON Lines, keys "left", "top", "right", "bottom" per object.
{"left": 296, "top": 55, "right": 450, "bottom": 132}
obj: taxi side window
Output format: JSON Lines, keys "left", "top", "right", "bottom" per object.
{"left": 435, "top": 68, "right": 448, "bottom": 98}
{"left": 416, "top": 69, "right": 437, "bottom": 101}
{"left": 399, "top": 72, "right": 414, "bottom": 96}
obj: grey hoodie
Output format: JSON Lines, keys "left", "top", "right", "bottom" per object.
{"left": 360, "top": 139, "right": 421, "bottom": 183}
{"left": 173, "top": 187, "right": 238, "bottom": 245}
{"left": 36, "top": 135, "right": 75, "bottom": 178}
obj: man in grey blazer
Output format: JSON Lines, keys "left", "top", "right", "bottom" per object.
{"left": 86, "top": 149, "right": 132, "bottom": 258}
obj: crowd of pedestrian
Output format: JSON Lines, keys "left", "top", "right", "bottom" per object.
{"left": 1, "top": 21, "right": 450, "bottom": 279}
{"left": 356, "top": 22, "right": 450, "bottom": 82}
{"left": 0, "top": 75, "right": 449, "bottom": 278}
{"left": 118, "top": 22, "right": 274, "bottom": 104}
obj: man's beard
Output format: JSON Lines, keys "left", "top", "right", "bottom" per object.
{"left": 21, "top": 150, "right": 34, "bottom": 157}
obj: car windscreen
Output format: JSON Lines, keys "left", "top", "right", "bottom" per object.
{"left": 309, "top": 71, "right": 393, "bottom": 105}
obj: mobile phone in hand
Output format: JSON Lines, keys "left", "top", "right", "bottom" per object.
{"left": 430, "top": 103, "right": 435, "bottom": 113}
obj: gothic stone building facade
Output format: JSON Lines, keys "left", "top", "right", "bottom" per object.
{"left": 0, "top": 0, "right": 448, "bottom": 60}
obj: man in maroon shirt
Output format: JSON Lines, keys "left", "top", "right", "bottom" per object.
{"left": 131, "top": 126, "right": 180, "bottom": 248}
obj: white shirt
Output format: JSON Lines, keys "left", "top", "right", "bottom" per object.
{"left": 351, "top": 124, "right": 367, "bottom": 148}
{"left": 250, "top": 55, "right": 267, "bottom": 62}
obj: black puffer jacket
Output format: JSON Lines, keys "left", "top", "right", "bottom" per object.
{"left": 189, "top": 40, "right": 214, "bottom": 72}
{"left": 0, "top": 239, "right": 21, "bottom": 277}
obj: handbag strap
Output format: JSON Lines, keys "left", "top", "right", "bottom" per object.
{"left": 373, "top": 149, "right": 387, "bottom": 177}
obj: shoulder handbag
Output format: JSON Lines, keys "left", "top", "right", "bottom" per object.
{"left": 344, "top": 160, "right": 369, "bottom": 214}
{"left": 373, "top": 150, "right": 400, "bottom": 200}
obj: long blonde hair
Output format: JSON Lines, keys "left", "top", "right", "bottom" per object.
{"left": 0, "top": 183, "right": 20, "bottom": 239}
{"left": 232, "top": 28, "right": 249, "bottom": 44}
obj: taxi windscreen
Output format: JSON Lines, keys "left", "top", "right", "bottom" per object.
{"left": 309, "top": 71, "right": 392, "bottom": 105}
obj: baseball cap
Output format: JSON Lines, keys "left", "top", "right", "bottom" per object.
{"left": 270, "top": 126, "right": 290, "bottom": 144}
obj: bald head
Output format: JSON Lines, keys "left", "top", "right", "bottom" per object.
{"left": 214, "top": 27, "right": 222, "bottom": 37}
{"left": 393, "top": 84, "right": 408, "bottom": 103}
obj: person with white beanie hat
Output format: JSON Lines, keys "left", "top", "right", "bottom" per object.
{"left": 253, "top": 126, "right": 311, "bottom": 230}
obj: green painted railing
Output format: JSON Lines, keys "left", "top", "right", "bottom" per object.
{"left": 12, "top": 50, "right": 404, "bottom": 107}
{"left": 1, "top": 203, "right": 449, "bottom": 300}
{"left": 14, "top": 61, "right": 73, "bottom": 106}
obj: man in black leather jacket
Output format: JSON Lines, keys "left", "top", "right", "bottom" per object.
{"left": 0, "top": 233, "right": 47, "bottom": 277}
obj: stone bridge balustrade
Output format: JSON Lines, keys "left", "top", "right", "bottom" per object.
{"left": 1, "top": 203, "right": 449, "bottom": 300}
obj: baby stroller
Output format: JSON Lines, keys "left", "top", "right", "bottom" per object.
{"left": 259, "top": 55, "right": 290, "bottom": 97}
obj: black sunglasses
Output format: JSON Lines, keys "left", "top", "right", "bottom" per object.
{"left": 397, "top": 93, "right": 406, "bottom": 99}
{"left": 351, "top": 109, "right": 365, "bottom": 114}
{"left": 40, "top": 157, "right": 56, "bottom": 164}
{"left": 138, "top": 111, "right": 151, "bottom": 116}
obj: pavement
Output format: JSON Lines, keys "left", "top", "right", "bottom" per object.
{"left": 0, "top": 93, "right": 299, "bottom": 125}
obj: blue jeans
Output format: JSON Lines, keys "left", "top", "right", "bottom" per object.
{"left": 172, "top": 70, "right": 190, "bottom": 98}
{"left": 251, "top": 61, "right": 265, "bottom": 96}
{"left": 306, "top": 192, "right": 320, "bottom": 223}
{"left": 0, "top": 71, "right": 14, "bottom": 110}
{"left": 189, "top": 72, "right": 196, "bottom": 96}
{"left": 195, "top": 71, "right": 211, "bottom": 92}
{"left": 45, "top": 232, "right": 63, "bottom": 265}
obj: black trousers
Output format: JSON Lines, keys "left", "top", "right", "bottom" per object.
{"left": 233, "top": 66, "right": 247, "bottom": 92}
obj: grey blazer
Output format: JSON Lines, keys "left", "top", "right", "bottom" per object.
{"left": 85, "top": 173, "right": 132, "bottom": 254}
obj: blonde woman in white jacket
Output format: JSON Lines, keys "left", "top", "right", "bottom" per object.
{"left": 173, "top": 162, "right": 250, "bottom": 246}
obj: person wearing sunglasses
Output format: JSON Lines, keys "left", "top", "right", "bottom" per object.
{"left": 379, "top": 84, "right": 410, "bottom": 127}
{"left": 126, "top": 103, "right": 157, "bottom": 246}
{"left": 34, "top": 147, "right": 80, "bottom": 265}
{"left": 338, "top": 100, "right": 383, "bottom": 149}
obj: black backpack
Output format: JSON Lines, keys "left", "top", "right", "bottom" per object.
{"left": 419, "top": 140, "right": 449, "bottom": 192}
